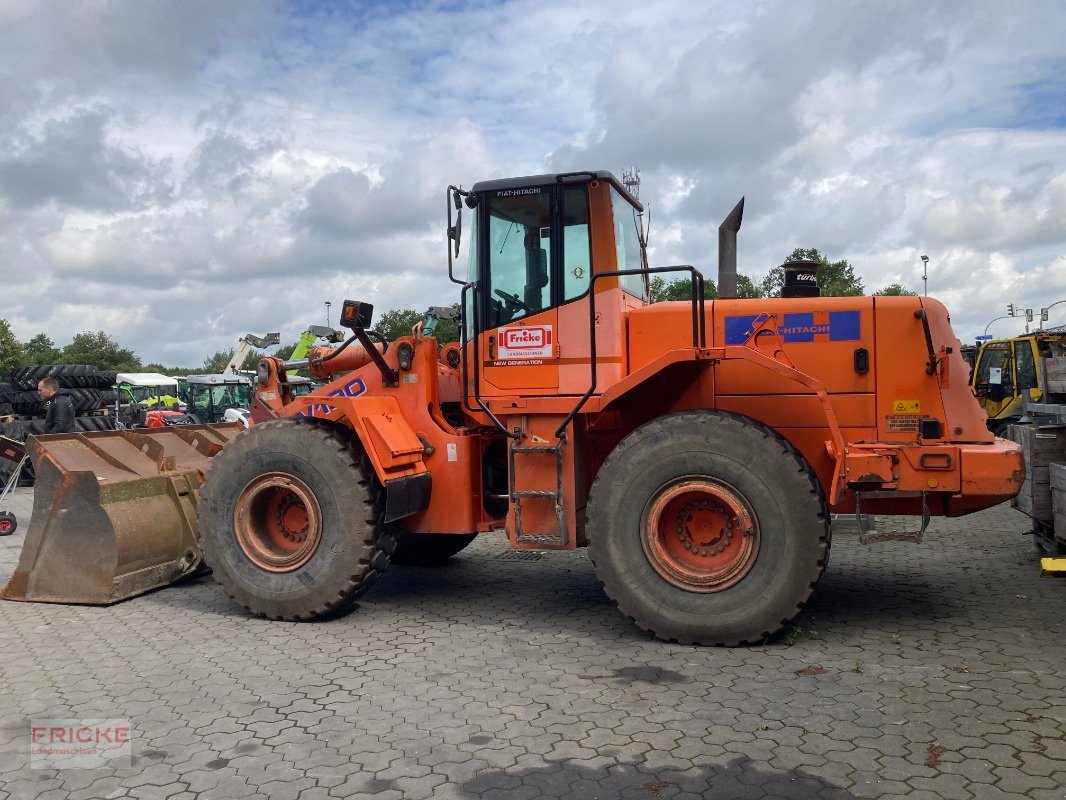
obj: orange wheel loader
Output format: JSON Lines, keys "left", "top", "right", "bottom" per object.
{"left": 4, "top": 170, "right": 1024, "bottom": 646}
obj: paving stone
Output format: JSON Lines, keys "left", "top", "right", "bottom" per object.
{"left": 0, "top": 494, "right": 1062, "bottom": 800}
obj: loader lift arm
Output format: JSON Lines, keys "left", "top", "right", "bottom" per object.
{"left": 225, "top": 332, "right": 280, "bottom": 375}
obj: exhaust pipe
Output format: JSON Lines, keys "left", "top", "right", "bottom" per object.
{"left": 717, "top": 197, "right": 745, "bottom": 299}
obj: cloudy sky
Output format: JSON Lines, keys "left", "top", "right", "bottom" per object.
{"left": 1, "top": 0, "right": 1064, "bottom": 366}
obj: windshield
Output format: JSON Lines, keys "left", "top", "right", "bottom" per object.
{"left": 485, "top": 187, "right": 553, "bottom": 326}
{"left": 127, "top": 385, "right": 175, "bottom": 402}
{"left": 189, "top": 382, "right": 252, "bottom": 412}
{"left": 975, "top": 343, "right": 1012, "bottom": 386}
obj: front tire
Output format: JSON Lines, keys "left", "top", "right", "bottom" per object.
{"left": 587, "top": 411, "right": 829, "bottom": 646}
{"left": 198, "top": 418, "right": 395, "bottom": 620}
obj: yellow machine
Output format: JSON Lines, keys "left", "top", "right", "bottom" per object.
{"left": 972, "top": 330, "right": 1066, "bottom": 433}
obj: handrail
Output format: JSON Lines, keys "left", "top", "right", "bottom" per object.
{"left": 914, "top": 308, "right": 938, "bottom": 375}
{"left": 554, "top": 265, "right": 706, "bottom": 438}
{"left": 459, "top": 282, "right": 514, "bottom": 438}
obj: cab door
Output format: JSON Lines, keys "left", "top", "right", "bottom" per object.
{"left": 475, "top": 183, "right": 593, "bottom": 396}
{"left": 973, "top": 341, "right": 1015, "bottom": 420}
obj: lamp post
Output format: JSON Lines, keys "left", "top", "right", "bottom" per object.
{"left": 325, "top": 300, "right": 332, "bottom": 328}
{"left": 920, "top": 254, "right": 929, "bottom": 297}
{"left": 983, "top": 315, "right": 1016, "bottom": 337}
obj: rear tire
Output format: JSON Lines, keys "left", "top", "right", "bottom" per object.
{"left": 0, "top": 511, "right": 15, "bottom": 536}
{"left": 391, "top": 530, "right": 477, "bottom": 566}
{"left": 198, "top": 418, "right": 395, "bottom": 620}
{"left": 586, "top": 410, "right": 830, "bottom": 646}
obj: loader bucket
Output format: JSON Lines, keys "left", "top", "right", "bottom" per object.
{"left": 1, "top": 424, "right": 241, "bottom": 605}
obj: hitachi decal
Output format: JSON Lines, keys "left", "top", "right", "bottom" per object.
{"left": 724, "top": 311, "right": 861, "bottom": 344}
{"left": 295, "top": 376, "right": 367, "bottom": 418}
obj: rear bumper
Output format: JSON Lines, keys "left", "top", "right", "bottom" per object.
{"left": 951, "top": 436, "right": 1026, "bottom": 515}
{"left": 842, "top": 437, "right": 1024, "bottom": 517}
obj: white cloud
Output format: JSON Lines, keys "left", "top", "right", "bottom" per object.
{"left": 0, "top": 0, "right": 1064, "bottom": 365}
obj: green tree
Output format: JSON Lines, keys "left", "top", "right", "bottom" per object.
{"left": 200, "top": 348, "right": 265, "bottom": 373}
{"left": 202, "top": 350, "right": 231, "bottom": 372}
{"left": 760, "top": 248, "right": 864, "bottom": 297}
{"left": 874, "top": 283, "right": 917, "bottom": 296}
{"left": 200, "top": 348, "right": 262, "bottom": 373}
{"left": 376, "top": 308, "right": 460, "bottom": 344}
{"left": 649, "top": 275, "right": 767, "bottom": 302}
{"left": 59, "top": 331, "right": 141, "bottom": 371}
{"left": 274, "top": 342, "right": 298, "bottom": 361}
{"left": 376, "top": 309, "right": 423, "bottom": 340}
{"left": 650, "top": 277, "right": 712, "bottom": 302}
{"left": 21, "top": 333, "right": 61, "bottom": 365}
{"left": 0, "top": 318, "right": 24, "bottom": 374}
{"left": 737, "top": 275, "right": 765, "bottom": 299}
{"left": 141, "top": 362, "right": 169, "bottom": 373}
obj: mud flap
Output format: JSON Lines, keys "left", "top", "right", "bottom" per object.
{"left": 384, "top": 472, "right": 431, "bottom": 522}
{"left": 1, "top": 425, "right": 240, "bottom": 605}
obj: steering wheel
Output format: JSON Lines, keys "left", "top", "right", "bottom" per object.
{"left": 494, "top": 289, "right": 533, "bottom": 314}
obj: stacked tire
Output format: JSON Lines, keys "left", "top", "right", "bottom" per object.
{"left": 1, "top": 365, "right": 120, "bottom": 487}
{"left": 6, "top": 364, "right": 117, "bottom": 392}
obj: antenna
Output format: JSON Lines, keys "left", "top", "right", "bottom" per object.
{"left": 621, "top": 167, "right": 641, "bottom": 199}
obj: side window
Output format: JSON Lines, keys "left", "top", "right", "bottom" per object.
{"left": 610, "top": 187, "right": 647, "bottom": 299}
{"left": 562, "top": 186, "right": 591, "bottom": 302}
{"left": 485, "top": 189, "right": 552, "bottom": 327}
{"left": 1016, "top": 341, "right": 1037, "bottom": 390}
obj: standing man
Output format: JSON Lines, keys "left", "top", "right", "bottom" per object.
{"left": 38, "top": 377, "right": 76, "bottom": 434}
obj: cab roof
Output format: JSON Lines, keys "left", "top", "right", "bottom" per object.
{"left": 470, "top": 170, "right": 642, "bottom": 211}
{"left": 116, "top": 372, "right": 177, "bottom": 386}
{"left": 185, "top": 373, "right": 251, "bottom": 385}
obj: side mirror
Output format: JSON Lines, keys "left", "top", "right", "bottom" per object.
{"left": 446, "top": 185, "right": 474, "bottom": 286}
{"left": 448, "top": 188, "right": 462, "bottom": 259}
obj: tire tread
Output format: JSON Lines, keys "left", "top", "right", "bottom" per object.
{"left": 586, "top": 410, "right": 830, "bottom": 646}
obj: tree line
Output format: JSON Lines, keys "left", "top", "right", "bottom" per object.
{"left": 650, "top": 248, "right": 916, "bottom": 302}
{"left": 0, "top": 309, "right": 462, "bottom": 377}
{"left": 0, "top": 248, "right": 914, "bottom": 375}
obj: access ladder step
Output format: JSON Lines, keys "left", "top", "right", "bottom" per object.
{"left": 509, "top": 433, "right": 567, "bottom": 547}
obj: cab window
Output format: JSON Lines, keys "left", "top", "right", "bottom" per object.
{"left": 611, "top": 187, "right": 647, "bottom": 299}
{"left": 485, "top": 189, "right": 552, "bottom": 327}
{"left": 1016, "top": 340, "right": 1037, "bottom": 390}
{"left": 562, "top": 186, "right": 591, "bottom": 301}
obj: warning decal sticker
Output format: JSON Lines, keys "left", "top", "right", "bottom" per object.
{"left": 886, "top": 415, "right": 921, "bottom": 432}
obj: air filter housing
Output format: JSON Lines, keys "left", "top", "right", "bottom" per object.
{"left": 781, "top": 259, "right": 820, "bottom": 298}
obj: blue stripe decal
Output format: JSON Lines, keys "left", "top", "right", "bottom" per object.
{"left": 828, "top": 310, "right": 860, "bottom": 341}
{"left": 724, "top": 315, "right": 758, "bottom": 345}
{"left": 724, "top": 311, "right": 861, "bottom": 345}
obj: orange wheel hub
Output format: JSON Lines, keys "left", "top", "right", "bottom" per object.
{"left": 641, "top": 478, "right": 759, "bottom": 592}
{"left": 234, "top": 472, "right": 322, "bottom": 573}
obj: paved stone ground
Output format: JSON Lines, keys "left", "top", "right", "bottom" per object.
{"left": 0, "top": 486, "right": 1063, "bottom": 799}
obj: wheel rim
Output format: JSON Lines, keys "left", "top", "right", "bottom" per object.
{"left": 641, "top": 477, "right": 760, "bottom": 592}
{"left": 234, "top": 472, "right": 322, "bottom": 572}
{"left": 0, "top": 519, "right": 11, "bottom": 534}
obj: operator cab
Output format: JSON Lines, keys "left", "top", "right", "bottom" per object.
{"left": 457, "top": 171, "right": 648, "bottom": 336}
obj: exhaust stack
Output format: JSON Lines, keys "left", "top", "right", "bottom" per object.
{"left": 717, "top": 197, "right": 745, "bottom": 299}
